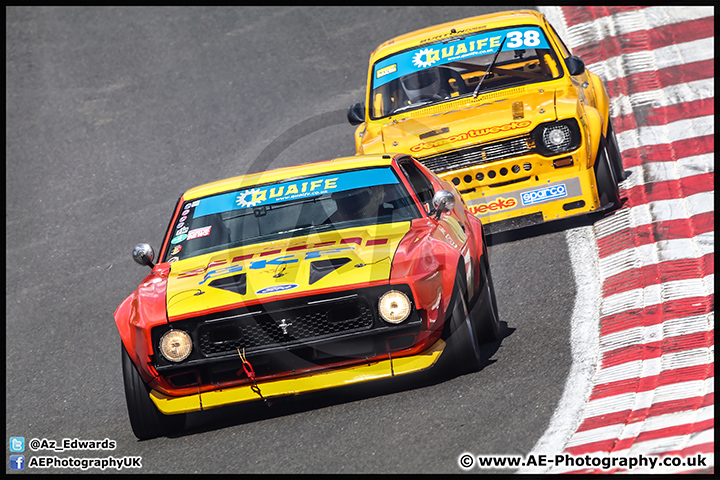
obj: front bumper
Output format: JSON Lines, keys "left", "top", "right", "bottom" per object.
{"left": 150, "top": 338, "right": 446, "bottom": 414}
{"left": 439, "top": 156, "right": 602, "bottom": 234}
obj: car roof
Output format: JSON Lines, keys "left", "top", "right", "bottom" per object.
{"left": 182, "top": 154, "right": 397, "bottom": 200}
{"left": 369, "top": 9, "right": 545, "bottom": 62}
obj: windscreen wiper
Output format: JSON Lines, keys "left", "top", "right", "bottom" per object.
{"left": 472, "top": 35, "right": 508, "bottom": 99}
{"left": 392, "top": 99, "right": 434, "bottom": 114}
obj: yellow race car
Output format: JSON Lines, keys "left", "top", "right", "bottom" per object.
{"left": 348, "top": 10, "right": 624, "bottom": 234}
{"left": 115, "top": 154, "right": 498, "bottom": 439}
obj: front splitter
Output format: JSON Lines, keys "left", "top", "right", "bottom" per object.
{"left": 150, "top": 339, "right": 446, "bottom": 415}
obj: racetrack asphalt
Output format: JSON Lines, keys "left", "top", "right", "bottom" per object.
{"left": 8, "top": 6, "right": 597, "bottom": 474}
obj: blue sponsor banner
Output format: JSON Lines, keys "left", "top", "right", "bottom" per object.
{"left": 372, "top": 26, "right": 550, "bottom": 89}
{"left": 194, "top": 167, "right": 399, "bottom": 218}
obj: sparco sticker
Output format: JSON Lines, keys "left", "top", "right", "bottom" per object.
{"left": 521, "top": 184, "right": 567, "bottom": 205}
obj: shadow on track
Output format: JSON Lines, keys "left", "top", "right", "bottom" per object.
{"left": 158, "top": 321, "right": 515, "bottom": 440}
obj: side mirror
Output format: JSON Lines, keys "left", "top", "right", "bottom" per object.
{"left": 132, "top": 243, "right": 156, "bottom": 268}
{"left": 431, "top": 190, "right": 455, "bottom": 220}
{"left": 565, "top": 55, "right": 585, "bottom": 76}
{"left": 347, "top": 102, "right": 365, "bottom": 126}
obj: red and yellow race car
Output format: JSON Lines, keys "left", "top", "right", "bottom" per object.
{"left": 348, "top": 10, "right": 623, "bottom": 233}
{"left": 115, "top": 153, "right": 499, "bottom": 439}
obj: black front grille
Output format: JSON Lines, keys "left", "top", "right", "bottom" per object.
{"left": 151, "top": 285, "right": 421, "bottom": 375}
{"left": 418, "top": 135, "right": 534, "bottom": 174}
{"left": 198, "top": 299, "right": 374, "bottom": 356}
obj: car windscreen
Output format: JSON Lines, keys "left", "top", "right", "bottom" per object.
{"left": 164, "top": 167, "right": 421, "bottom": 263}
{"left": 370, "top": 25, "right": 562, "bottom": 119}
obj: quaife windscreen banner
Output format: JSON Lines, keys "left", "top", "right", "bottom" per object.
{"left": 193, "top": 167, "right": 400, "bottom": 217}
{"left": 372, "top": 26, "right": 550, "bottom": 89}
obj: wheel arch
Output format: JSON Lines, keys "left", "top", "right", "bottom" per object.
{"left": 588, "top": 71, "right": 611, "bottom": 134}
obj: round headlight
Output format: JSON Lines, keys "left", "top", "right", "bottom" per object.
{"left": 543, "top": 125, "right": 571, "bottom": 151}
{"left": 378, "top": 290, "right": 411, "bottom": 324}
{"left": 159, "top": 329, "right": 192, "bottom": 362}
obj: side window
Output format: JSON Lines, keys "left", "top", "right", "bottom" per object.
{"left": 399, "top": 158, "right": 435, "bottom": 213}
{"left": 546, "top": 21, "right": 572, "bottom": 58}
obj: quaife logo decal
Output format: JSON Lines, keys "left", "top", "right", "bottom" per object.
{"left": 255, "top": 284, "right": 298, "bottom": 295}
{"left": 521, "top": 184, "right": 567, "bottom": 205}
{"left": 412, "top": 48, "right": 439, "bottom": 68}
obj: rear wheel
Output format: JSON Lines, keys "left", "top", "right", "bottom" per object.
{"left": 122, "top": 344, "right": 186, "bottom": 440}
{"left": 594, "top": 138, "right": 621, "bottom": 209}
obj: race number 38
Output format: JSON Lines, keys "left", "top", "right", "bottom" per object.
{"left": 506, "top": 30, "right": 542, "bottom": 48}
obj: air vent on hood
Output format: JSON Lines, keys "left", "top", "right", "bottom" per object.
{"left": 208, "top": 273, "right": 247, "bottom": 295}
{"left": 419, "top": 127, "right": 450, "bottom": 140}
{"left": 309, "top": 258, "right": 352, "bottom": 285}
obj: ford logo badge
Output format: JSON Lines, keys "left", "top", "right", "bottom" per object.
{"left": 255, "top": 284, "right": 299, "bottom": 295}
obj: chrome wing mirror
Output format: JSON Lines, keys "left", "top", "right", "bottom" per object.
{"left": 432, "top": 190, "right": 455, "bottom": 220}
{"left": 132, "top": 243, "right": 156, "bottom": 268}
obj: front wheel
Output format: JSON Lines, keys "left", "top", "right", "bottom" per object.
{"left": 594, "top": 138, "right": 621, "bottom": 209}
{"left": 475, "top": 261, "right": 500, "bottom": 342}
{"left": 606, "top": 119, "right": 625, "bottom": 181}
{"left": 446, "top": 277, "right": 483, "bottom": 374}
{"left": 122, "top": 344, "right": 186, "bottom": 440}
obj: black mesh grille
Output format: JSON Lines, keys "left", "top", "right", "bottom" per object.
{"left": 197, "top": 299, "right": 374, "bottom": 356}
{"left": 151, "top": 285, "right": 420, "bottom": 373}
{"left": 418, "top": 135, "right": 535, "bottom": 173}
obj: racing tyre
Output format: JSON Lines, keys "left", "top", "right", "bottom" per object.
{"left": 447, "top": 276, "right": 483, "bottom": 374}
{"left": 606, "top": 119, "right": 625, "bottom": 181}
{"left": 594, "top": 138, "right": 621, "bottom": 209}
{"left": 122, "top": 344, "right": 186, "bottom": 440}
{"left": 476, "top": 261, "right": 500, "bottom": 342}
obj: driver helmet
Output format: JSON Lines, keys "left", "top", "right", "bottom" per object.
{"left": 333, "top": 187, "right": 374, "bottom": 214}
{"left": 400, "top": 67, "right": 441, "bottom": 102}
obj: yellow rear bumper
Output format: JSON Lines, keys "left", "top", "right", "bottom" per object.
{"left": 150, "top": 339, "right": 446, "bottom": 415}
